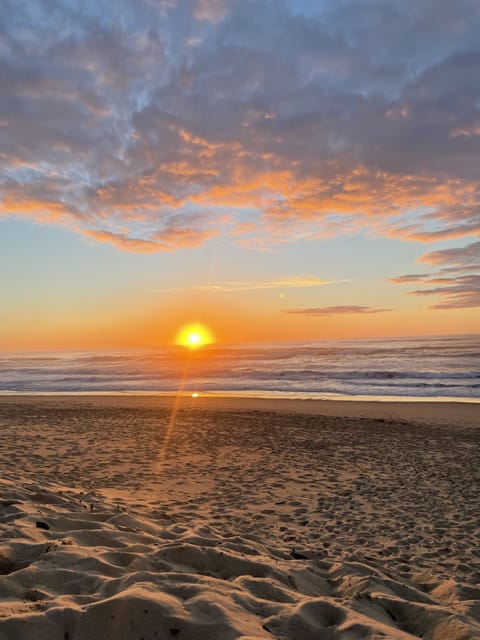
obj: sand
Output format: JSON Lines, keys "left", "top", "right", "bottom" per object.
{"left": 0, "top": 395, "right": 479, "bottom": 639}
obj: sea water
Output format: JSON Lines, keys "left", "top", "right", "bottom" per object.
{"left": 1, "top": 334, "right": 479, "bottom": 401}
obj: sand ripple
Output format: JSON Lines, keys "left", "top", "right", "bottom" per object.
{"left": 1, "top": 478, "right": 479, "bottom": 640}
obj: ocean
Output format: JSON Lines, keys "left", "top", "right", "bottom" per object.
{"left": 1, "top": 334, "right": 479, "bottom": 401}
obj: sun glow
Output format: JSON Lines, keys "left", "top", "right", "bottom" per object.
{"left": 175, "top": 323, "right": 215, "bottom": 348}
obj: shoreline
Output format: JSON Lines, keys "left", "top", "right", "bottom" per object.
{"left": 1, "top": 392, "right": 478, "bottom": 424}
{"left": 1, "top": 389, "right": 480, "bottom": 401}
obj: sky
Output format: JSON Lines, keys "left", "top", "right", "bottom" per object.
{"left": 1, "top": 0, "right": 479, "bottom": 350}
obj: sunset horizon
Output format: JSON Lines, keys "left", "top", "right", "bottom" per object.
{"left": 2, "top": 329, "right": 480, "bottom": 355}
{"left": 1, "top": 1, "right": 479, "bottom": 353}
{"left": 1, "top": 3, "right": 479, "bottom": 639}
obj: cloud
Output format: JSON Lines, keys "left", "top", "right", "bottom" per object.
{"left": 410, "top": 275, "right": 480, "bottom": 309}
{"left": 391, "top": 240, "right": 480, "bottom": 308}
{"left": 81, "top": 225, "right": 218, "bottom": 253}
{"left": 196, "top": 277, "right": 329, "bottom": 292}
{"left": 284, "top": 306, "right": 393, "bottom": 316}
{"left": 389, "top": 274, "right": 430, "bottom": 284}
{"left": 162, "top": 275, "right": 329, "bottom": 293}
{"left": 418, "top": 240, "right": 480, "bottom": 269}
{"left": 193, "top": 0, "right": 228, "bottom": 22}
{"left": 81, "top": 229, "right": 163, "bottom": 253}
{"left": 1, "top": 0, "right": 480, "bottom": 252}
{"left": 392, "top": 222, "right": 480, "bottom": 243}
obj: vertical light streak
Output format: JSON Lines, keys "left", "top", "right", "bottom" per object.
{"left": 155, "top": 348, "right": 194, "bottom": 473}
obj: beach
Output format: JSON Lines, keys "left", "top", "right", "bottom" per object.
{"left": 3, "top": 0, "right": 480, "bottom": 637}
{"left": 0, "top": 395, "right": 479, "bottom": 639}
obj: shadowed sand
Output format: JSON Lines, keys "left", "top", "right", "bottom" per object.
{"left": 0, "top": 395, "right": 479, "bottom": 639}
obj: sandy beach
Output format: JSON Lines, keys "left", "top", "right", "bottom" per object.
{"left": 0, "top": 395, "right": 479, "bottom": 639}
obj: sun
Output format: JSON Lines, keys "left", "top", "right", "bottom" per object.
{"left": 175, "top": 323, "right": 215, "bottom": 349}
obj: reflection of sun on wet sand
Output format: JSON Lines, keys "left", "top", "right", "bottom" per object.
{"left": 157, "top": 323, "right": 215, "bottom": 474}
{"left": 0, "top": 395, "right": 479, "bottom": 639}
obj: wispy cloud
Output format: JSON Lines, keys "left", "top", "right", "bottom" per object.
{"left": 419, "top": 241, "right": 480, "bottom": 269}
{"left": 284, "top": 306, "right": 393, "bottom": 316}
{"left": 79, "top": 219, "right": 219, "bottom": 253}
{"left": 389, "top": 274, "right": 430, "bottom": 284}
{"left": 157, "top": 275, "right": 330, "bottom": 293}
{"left": 81, "top": 229, "right": 162, "bottom": 253}
{"left": 409, "top": 275, "right": 480, "bottom": 309}
{"left": 391, "top": 240, "right": 480, "bottom": 308}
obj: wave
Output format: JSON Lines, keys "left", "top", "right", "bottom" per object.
{"left": 1, "top": 336, "right": 479, "bottom": 399}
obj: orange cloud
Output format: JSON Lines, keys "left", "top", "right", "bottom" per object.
{"left": 285, "top": 306, "right": 393, "bottom": 316}
{"left": 2, "top": 0, "right": 480, "bottom": 256}
{"left": 81, "top": 226, "right": 218, "bottom": 253}
{"left": 81, "top": 229, "right": 162, "bottom": 253}
{"left": 157, "top": 275, "right": 329, "bottom": 293}
{"left": 1, "top": 194, "right": 72, "bottom": 222}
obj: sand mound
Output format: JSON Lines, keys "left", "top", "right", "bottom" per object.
{"left": 1, "top": 478, "right": 479, "bottom": 640}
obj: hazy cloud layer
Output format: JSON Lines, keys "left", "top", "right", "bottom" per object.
{"left": 285, "top": 306, "right": 392, "bottom": 316}
{"left": 1, "top": 0, "right": 480, "bottom": 302}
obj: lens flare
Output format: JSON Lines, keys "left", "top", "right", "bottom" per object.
{"left": 175, "top": 323, "right": 215, "bottom": 348}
